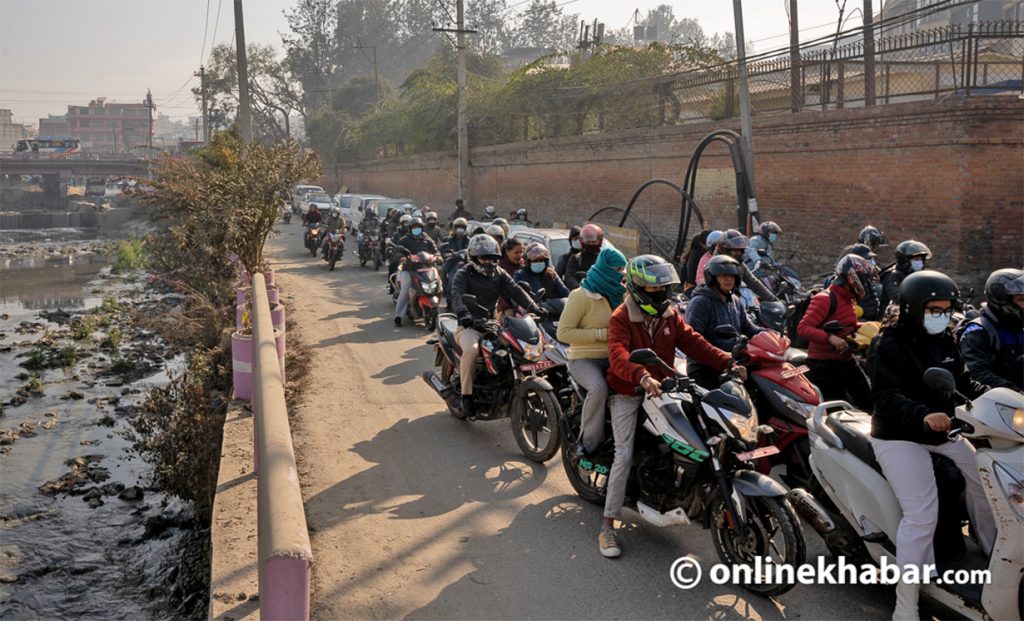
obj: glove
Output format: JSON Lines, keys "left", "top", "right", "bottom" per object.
{"left": 459, "top": 314, "right": 474, "bottom": 329}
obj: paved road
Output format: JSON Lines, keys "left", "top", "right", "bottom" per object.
{"left": 266, "top": 225, "right": 895, "bottom": 620}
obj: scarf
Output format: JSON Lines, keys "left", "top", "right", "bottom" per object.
{"left": 581, "top": 247, "right": 627, "bottom": 308}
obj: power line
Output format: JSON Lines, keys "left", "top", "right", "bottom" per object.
{"left": 199, "top": 0, "right": 211, "bottom": 65}
{"left": 208, "top": 0, "right": 224, "bottom": 62}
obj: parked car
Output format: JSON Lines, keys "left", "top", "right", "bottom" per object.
{"left": 378, "top": 199, "right": 419, "bottom": 218}
{"left": 300, "top": 192, "right": 334, "bottom": 215}
{"left": 292, "top": 185, "right": 324, "bottom": 211}
{"left": 510, "top": 228, "right": 573, "bottom": 262}
{"left": 348, "top": 194, "right": 387, "bottom": 229}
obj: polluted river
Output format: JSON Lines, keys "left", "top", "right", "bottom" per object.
{"left": 0, "top": 233, "right": 208, "bottom": 619}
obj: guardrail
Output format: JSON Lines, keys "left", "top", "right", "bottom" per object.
{"left": 251, "top": 273, "right": 312, "bottom": 620}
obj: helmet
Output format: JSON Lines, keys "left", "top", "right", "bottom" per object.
{"left": 568, "top": 225, "right": 582, "bottom": 241}
{"left": 703, "top": 255, "right": 743, "bottom": 293}
{"left": 484, "top": 205, "right": 496, "bottom": 217}
{"left": 835, "top": 253, "right": 877, "bottom": 299}
{"left": 894, "top": 240, "right": 932, "bottom": 267}
{"left": 524, "top": 242, "right": 550, "bottom": 262}
{"left": 331, "top": 207, "right": 340, "bottom": 217}
{"left": 579, "top": 224, "right": 604, "bottom": 248}
{"left": 705, "top": 230, "right": 723, "bottom": 249}
{"left": 467, "top": 234, "right": 501, "bottom": 274}
{"left": 626, "top": 255, "right": 680, "bottom": 317}
{"left": 484, "top": 224, "right": 505, "bottom": 246}
{"left": 858, "top": 225, "right": 887, "bottom": 247}
{"left": 841, "top": 243, "right": 877, "bottom": 262}
{"left": 759, "top": 221, "right": 782, "bottom": 238}
{"left": 421, "top": 205, "right": 432, "bottom": 214}
{"left": 491, "top": 217, "right": 510, "bottom": 236}
{"left": 410, "top": 216, "right": 424, "bottom": 227}
{"left": 402, "top": 203, "right": 415, "bottom": 215}
{"left": 515, "top": 208, "right": 528, "bottom": 221}
{"left": 716, "top": 229, "right": 748, "bottom": 254}
{"left": 310, "top": 204, "right": 320, "bottom": 211}
{"left": 399, "top": 214, "right": 412, "bottom": 226}
{"left": 898, "top": 270, "right": 959, "bottom": 326}
{"left": 452, "top": 217, "right": 468, "bottom": 229}
{"left": 425, "top": 212, "right": 439, "bottom": 223}
{"left": 984, "top": 268, "right": 1024, "bottom": 323}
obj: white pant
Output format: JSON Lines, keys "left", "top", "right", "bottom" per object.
{"left": 455, "top": 326, "right": 481, "bottom": 396}
{"left": 394, "top": 271, "right": 413, "bottom": 319}
{"left": 870, "top": 437, "right": 996, "bottom": 621}
{"left": 604, "top": 394, "right": 642, "bottom": 519}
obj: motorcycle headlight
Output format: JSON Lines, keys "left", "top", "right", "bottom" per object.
{"left": 721, "top": 409, "right": 759, "bottom": 444}
{"left": 773, "top": 389, "right": 816, "bottom": 419}
{"left": 995, "top": 403, "right": 1024, "bottom": 439}
{"left": 422, "top": 281, "right": 438, "bottom": 293}
{"left": 520, "top": 340, "right": 544, "bottom": 362}
{"left": 992, "top": 461, "right": 1024, "bottom": 520}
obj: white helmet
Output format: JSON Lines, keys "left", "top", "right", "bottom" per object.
{"left": 484, "top": 205, "right": 496, "bottom": 217}
{"left": 402, "top": 203, "right": 415, "bottom": 215}
{"left": 399, "top": 214, "right": 412, "bottom": 226}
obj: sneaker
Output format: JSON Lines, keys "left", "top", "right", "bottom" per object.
{"left": 394, "top": 317, "right": 402, "bottom": 327}
{"left": 573, "top": 441, "right": 589, "bottom": 460}
{"left": 599, "top": 528, "right": 621, "bottom": 558}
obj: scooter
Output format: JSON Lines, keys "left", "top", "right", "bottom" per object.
{"left": 390, "top": 249, "right": 443, "bottom": 331}
{"left": 807, "top": 369, "right": 1024, "bottom": 621}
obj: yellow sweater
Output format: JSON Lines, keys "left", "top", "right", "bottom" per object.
{"left": 557, "top": 287, "right": 612, "bottom": 360}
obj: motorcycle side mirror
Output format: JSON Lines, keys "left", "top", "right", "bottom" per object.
{"left": 822, "top": 320, "right": 845, "bottom": 334}
{"left": 535, "top": 288, "right": 546, "bottom": 300}
{"left": 714, "top": 324, "right": 739, "bottom": 339}
{"left": 923, "top": 367, "right": 957, "bottom": 395}
{"left": 628, "top": 349, "right": 676, "bottom": 375}
{"left": 461, "top": 294, "right": 483, "bottom": 312}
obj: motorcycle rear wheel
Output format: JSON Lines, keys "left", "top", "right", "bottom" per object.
{"left": 560, "top": 441, "right": 605, "bottom": 505}
{"left": 511, "top": 388, "right": 561, "bottom": 462}
{"left": 708, "top": 492, "right": 805, "bottom": 597}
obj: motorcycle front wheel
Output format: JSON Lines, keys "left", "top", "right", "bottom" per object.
{"left": 329, "top": 253, "right": 338, "bottom": 271}
{"left": 510, "top": 387, "right": 561, "bottom": 462}
{"left": 708, "top": 492, "right": 806, "bottom": 597}
{"left": 373, "top": 251, "right": 381, "bottom": 271}
{"left": 423, "top": 306, "right": 437, "bottom": 332}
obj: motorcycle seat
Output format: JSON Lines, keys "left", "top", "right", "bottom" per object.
{"left": 785, "top": 348, "right": 808, "bottom": 366}
{"left": 825, "top": 410, "right": 884, "bottom": 477}
{"left": 439, "top": 314, "right": 460, "bottom": 352}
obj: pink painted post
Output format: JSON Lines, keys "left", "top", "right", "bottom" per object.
{"left": 264, "top": 269, "right": 275, "bottom": 287}
{"left": 261, "top": 557, "right": 311, "bottom": 621}
{"left": 236, "top": 287, "right": 252, "bottom": 305}
{"left": 274, "top": 328, "right": 286, "bottom": 383}
{"left": 270, "top": 304, "right": 285, "bottom": 333}
{"left": 241, "top": 271, "right": 252, "bottom": 287}
{"left": 267, "top": 286, "right": 280, "bottom": 305}
{"left": 231, "top": 332, "right": 253, "bottom": 401}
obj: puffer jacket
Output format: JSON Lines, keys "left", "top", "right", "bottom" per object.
{"left": 797, "top": 283, "right": 859, "bottom": 361}
{"left": 451, "top": 265, "right": 540, "bottom": 321}
{"left": 684, "top": 285, "right": 764, "bottom": 351}
{"left": 396, "top": 233, "right": 438, "bottom": 256}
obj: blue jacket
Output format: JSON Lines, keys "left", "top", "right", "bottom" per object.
{"left": 513, "top": 267, "right": 570, "bottom": 300}
{"left": 684, "top": 285, "right": 764, "bottom": 352}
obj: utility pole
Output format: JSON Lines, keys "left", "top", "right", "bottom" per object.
{"left": 195, "top": 66, "right": 209, "bottom": 143}
{"left": 233, "top": 0, "right": 253, "bottom": 143}
{"left": 194, "top": 118, "right": 200, "bottom": 141}
{"left": 732, "top": 0, "right": 756, "bottom": 198}
{"left": 146, "top": 89, "right": 153, "bottom": 153}
{"left": 789, "top": 0, "right": 803, "bottom": 112}
{"left": 433, "top": 1, "right": 476, "bottom": 207}
{"left": 863, "top": 0, "right": 876, "bottom": 106}
{"left": 354, "top": 41, "right": 381, "bottom": 108}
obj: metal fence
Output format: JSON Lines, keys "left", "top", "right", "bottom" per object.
{"left": 472, "top": 21, "right": 1023, "bottom": 145}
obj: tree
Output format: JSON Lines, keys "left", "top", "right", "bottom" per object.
{"left": 466, "top": 0, "right": 515, "bottom": 54}
{"left": 511, "top": 0, "right": 578, "bottom": 50}
{"left": 282, "top": 0, "right": 340, "bottom": 114}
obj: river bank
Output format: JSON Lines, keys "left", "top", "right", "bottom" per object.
{"left": 0, "top": 239, "right": 209, "bottom": 619}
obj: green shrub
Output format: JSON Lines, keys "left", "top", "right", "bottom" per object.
{"left": 60, "top": 346, "right": 78, "bottom": 367}
{"left": 111, "top": 239, "right": 147, "bottom": 274}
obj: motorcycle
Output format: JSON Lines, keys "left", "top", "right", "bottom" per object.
{"left": 422, "top": 295, "right": 562, "bottom": 462}
{"left": 441, "top": 248, "right": 468, "bottom": 310}
{"left": 754, "top": 261, "right": 804, "bottom": 305}
{"left": 390, "top": 249, "right": 443, "bottom": 331}
{"left": 323, "top": 230, "right": 345, "bottom": 271}
{"left": 283, "top": 211, "right": 292, "bottom": 224}
{"left": 808, "top": 370, "right": 1024, "bottom": 621}
{"left": 559, "top": 348, "right": 809, "bottom": 597}
{"left": 304, "top": 222, "right": 322, "bottom": 256}
{"left": 358, "top": 227, "right": 381, "bottom": 270}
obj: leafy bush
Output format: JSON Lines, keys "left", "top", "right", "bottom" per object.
{"left": 111, "top": 239, "right": 148, "bottom": 274}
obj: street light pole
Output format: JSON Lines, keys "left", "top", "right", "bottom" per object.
{"left": 732, "top": 0, "right": 755, "bottom": 193}
{"left": 456, "top": 0, "right": 468, "bottom": 207}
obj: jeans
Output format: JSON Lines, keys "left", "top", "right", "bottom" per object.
{"left": 394, "top": 271, "right": 413, "bottom": 319}
{"left": 568, "top": 358, "right": 609, "bottom": 453}
{"left": 455, "top": 326, "right": 482, "bottom": 395}
{"left": 871, "top": 437, "right": 996, "bottom": 620}
{"left": 603, "top": 394, "right": 642, "bottom": 520}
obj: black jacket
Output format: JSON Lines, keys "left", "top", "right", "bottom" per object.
{"left": 442, "top": 235, "right": 469, "bottom": 253}
{"left": 563, "top": 250, "right": 599, "bottom": 290}
{"left": 870, "top": 321, "right": 984, "bottom": 445}
{"left": 396, "top": 233, "right": 437, "bottom": 256}
{"left": 958, "top": 305, "right": 1024, "bottom": 391}
{"left": 879, "top": 266, "right": 910, "bottom": 311}
{"left": 555, "top": 249, "right": 579, "bottom": 279}
{"left": 451, "top": 265, "right": 540, "bottom": 321}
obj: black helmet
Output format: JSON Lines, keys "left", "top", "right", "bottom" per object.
{"left": 568, "top": 225, "right": 582, "bottom": 241}
{"left": 835, "top": 253, "right": 877, "bottom": 299}
{"left": 425, "top": 212, "right": 439, "bottom": 223}
{"left": 898, "top": 270, "right": 959, "bottom": 325}
{"left": 410, "top": 216, "right": 424, "bottom": 227}
{"left": 894, "top": 240, "right": 932, "bottom": 268}
{"left": 841, "top": 243, "right": 877, "bottom": 262}
{"left": 759, "top": 221, "right": 782, "bottom": 238}
{"left": 626, "top": 255, "right": 680, "bottom": 317}
{"left": 984, "top": 268, "right": 1024, "bottom": 323}
{"left": 716, "top": 229, "right": 749, "bottom": 254}
{"left": 703, "top": 254, "right": 742, "bottom": 294}
{"left": 858, "top": 225, "right": 887, "bottom": 248}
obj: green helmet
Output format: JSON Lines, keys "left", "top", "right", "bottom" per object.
{"left": 626, "top": 255, "right": 680, "bottom": 317}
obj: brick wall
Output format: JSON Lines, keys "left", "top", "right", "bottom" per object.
{"left": 334, "top": 97, "right": 1024, "bottom": 284}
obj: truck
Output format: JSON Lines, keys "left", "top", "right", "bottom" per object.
{"left": 85, "top": 177, "right": 107, "bottom": 197}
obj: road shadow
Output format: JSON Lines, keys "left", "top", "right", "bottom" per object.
{"left": 371, "top": 341, "right": 437, "bottom": 385}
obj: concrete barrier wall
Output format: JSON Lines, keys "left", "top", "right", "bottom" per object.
{"left": 251, "top": 274, "right": 312, "bottom": 621}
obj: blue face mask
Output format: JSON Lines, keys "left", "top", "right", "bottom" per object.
{"left": 910, "top": 259, "right": 925, "bottom": 272}
{"left": 923, "top": 313, "right": 951, "bottom": 335}
{"left": 768, "top": 233, "right": 778, "bottom": 243}
{"left": 530, "top": 261, "right": 545, "bottom": 274}
{"left": 411, "top": 227, "right": 423, "bottom": 236}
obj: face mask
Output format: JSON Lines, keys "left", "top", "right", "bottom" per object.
{"left": 910, "top": 259, "right": 925, "bottom": 272}
{"left": 454, "top": 227, "right": 466, "bottom": 236}
{"left": 476, "top": 261, "right": 496, "bottom": 276}
{"left": 411, "top": 227, "right": 423, "bottom": 236}
{"left": 570, "top": 240, "right": 581, "bottom": 250}
{"left": 646, "top": 289, "right": 669, "bottom": 305}
{"left": 923, "top": 313, "right": 950, "bottom": 335}
{"left": 768, "top": 233, "right": 778, "bottom": 243}
{"left": 530, "top": 261, "right": 546, "bottom": 274}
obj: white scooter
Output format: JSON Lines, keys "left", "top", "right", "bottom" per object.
{"left": 807, "top": 368, "right": 1024, "bottom": 621}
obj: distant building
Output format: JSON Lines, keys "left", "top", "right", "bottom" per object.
{"left": 0, "top": 109, "right": 30, "bottom": 152}
{"left": 66, "top": 96, "right": 155, "bottom": 153}
{"left": 38, "top": 114, "right": 69, "bottom": 138}
{"left": 882, "top": 0, "right": 1022, "bottom": 35}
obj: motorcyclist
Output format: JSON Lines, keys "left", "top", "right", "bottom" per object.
{"left": 555, "top": 225, "right": 582, "bottom": 279}
{"left": 868, "top": 270, "right": 996, "bottom": 621}
{"left": 684, "top": 255, "right": 765, "bottom": 389}
{"left": 557, "top": 246, "right": 627, "bottom": 457}
{"left": 496, "top": 238, "right": 525, "bottom": 318}
{"left": 387, "top": 214, "right": 414, "bottom": 292}
{"left": 484, "top": 223, "right": 505, "bottom": 248}
{"left": 564, "top": 224, "right": 604, "bottom": 290}
{"left": 828, "top": 243, "right": 882, "bottom": 321}
{"left": 423, "top": 211, "right": 443, "bottom": 243}
{"left": 797, "top": 254, "right": 875, "bottom": 410}
{"left": 512, "top": 208, "right": 531, "bottom": 225}
{"left": 491, "top": 217, "right": 511, "bottom": 240}
{"left": 744, "top": 221, "right": 782, "bottom": 271}
{"left": 959, "top": 268, "right": 1024, "bottom": 390}
{"left": 711, "top": 229, "right": 778, "bottom": 303}
{"left": 451, "top": 235, "right": 544, "bottom": 416}
{"left": 443, "top": 217, "right": 470, "bottom": 254}
{"left": 880, "top": 240, "right": 931, "bottom": 311}
{"left": 302, "top": 204, "right": 323, "bottom": 226}
{"left": 858, "top": 225, "right": 887, "bottom": 254}
{"left": 602, "top": 255, "right": 741, "bottom": 558}
{"left": 483, "top": 205, "right": 497, "bottom": 220}
{"left": 680, "top": 229, "right": 711, "bottom": 292}
{"left": 450, "top": 198, "right": 472, "bottom": 223}
{"left": 694, "top": 230, "right": 722, "bottom": 286}
{"left": 320, "top": 207, "right": 346, "bottom": 257}
{"left": 393, "top": 217, "right": 440, "bottom": 326}
{"left": 513, "top": 243, "right": 570, "bottom": 301}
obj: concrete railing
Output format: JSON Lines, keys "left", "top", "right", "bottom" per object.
{"left": 251, "top": 273, "right": 313, "bottom": 620}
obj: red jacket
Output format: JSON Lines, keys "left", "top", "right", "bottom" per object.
{"left": 797, "top": 283, "right": 860, "bottom": 361}
{"left": 607, "top": 298, "right": 732, "bottom": 396}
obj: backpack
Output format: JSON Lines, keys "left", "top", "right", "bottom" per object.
{"left": 787, "top": 288, "right": 836, "bottom": 349}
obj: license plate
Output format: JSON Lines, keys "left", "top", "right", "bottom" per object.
{"left": 736, "top": 445, "right": 780, "bottom": 462}
{"left": 521, "top": 360, "right": 556, "bottom": 372}
{"left": 780, "top": 365, "right": 809, "bottom": 379}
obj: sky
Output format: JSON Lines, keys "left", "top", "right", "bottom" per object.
{"left": 0, "top": 0, "right": 849, "bottom": 128}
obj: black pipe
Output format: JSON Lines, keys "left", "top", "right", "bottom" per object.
{"left": 587, "top": 205, "right": 678, "bottom": 259}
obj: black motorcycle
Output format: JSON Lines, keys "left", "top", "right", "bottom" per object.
{"left": 304, "top": 222, "right": 322, "bottom": 256}
{"left": 422, "top": 295, "right": 562, "bottom": 462}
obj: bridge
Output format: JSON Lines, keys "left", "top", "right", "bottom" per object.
{"left": 0, "top": 157, "right": 153, "bottom": 198}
